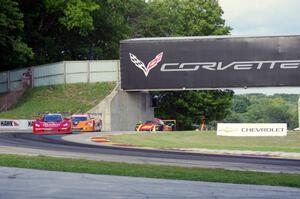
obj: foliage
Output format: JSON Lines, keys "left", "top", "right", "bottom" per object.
{"left": 232, "top": 95, "right": 250, "bottom": 113}
{"left": 132, "top": 0, "right": 230, "bottom": 37}
{"left": 15, "top": 0, "right": 101, "bottom": 65}
{"left": 58, "top": 0, "right": 100, "bottom": 36}
{"left": 154, "top": 90, "right": 234, "bottom": 130}
{"left": 223, "top": 94, "right": 300, "bottom": 129}
{"left": 0, "top": 0, "right": 33, "bottom": 69}
{"left": 1, "top": 0, "right": 230, "bottom": 69}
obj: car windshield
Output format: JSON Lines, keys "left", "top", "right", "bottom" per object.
{"left": 43, "top": 115, "right": 63, "bottom": 122}
{"left": 72, "top": 117, "right": 88, "bottom": 122}
{"left": 145, "top": 121, "right": 156, "bottom": 124}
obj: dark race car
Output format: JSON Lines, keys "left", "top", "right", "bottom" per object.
{"left": 33, "top": 113, "right": 72, "bottom": 134}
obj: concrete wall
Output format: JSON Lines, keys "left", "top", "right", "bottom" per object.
{"left": 110, "top": 91, "right": 154, "bottom": 131}
{"left": 87, "top": 84, "right": 118, "bottom": 131}
{"left": 88, "top": 84, "right": 154, "bottom": 131}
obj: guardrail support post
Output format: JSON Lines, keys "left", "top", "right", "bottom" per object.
{"left": 117, "top": 60, "right": 120, "bottom": 85}
{"left": 298, "top": 97, "right": 300, "bottom": 129}
{"left": 87, "top": 61, "right": 90, "bottom": 83}
{"left": 7, "top": 71, "right": 10, "bottom": 92}
{"left": 63, "top": 61, "right": 67, "bottom": 84}
{"left": 5, "top": 96, "right": 7, "bottom": 111}
{"left": 31, "top": 66, "right": 34, "bottom": 88}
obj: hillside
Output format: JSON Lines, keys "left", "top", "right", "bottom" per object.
{"left": 0, "top": 82, "right": 116, "bottom": 119}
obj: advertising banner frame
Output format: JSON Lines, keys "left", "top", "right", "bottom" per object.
{"left": 120, "top": 35, "right": 300, "bottom": 91}
{"left": 217, "top": 123, "right": 287, "bottom": 136}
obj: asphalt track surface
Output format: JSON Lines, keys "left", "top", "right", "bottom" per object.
{"left": 1, "top": 132, "right": 300, "bottom": 173}
{"left": 2, "top": 167, "right": 300, "bottom": 199}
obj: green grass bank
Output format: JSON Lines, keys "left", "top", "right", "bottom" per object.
{"left": 0, "top": 154, "right": 300, "bottom": 188}
{"left": 0, "top": 82, "right": 116, "bottom": 119}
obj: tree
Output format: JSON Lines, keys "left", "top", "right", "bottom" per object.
{"left": 0, "top": 0, "right": 33, "bottom": 69}
{"left": 132, "top": 0, "right": 231, "bottom": 37}
{"left": 14, "top": 0, "right": 100, "bottom": 66}
{"left": 222, "top": 112, "right": 245, "bottom": 123}
{"left": 223, "top": 94, "right": 300, "bottom": 130}
{"left": 232, "top": 95, "right": 250, "bottom": 113}
{"left": 155, "top": 90, "right": 234, "bottom": 130}
{"left": 2, "top": 0, "right": 231, "bottom": 69}
{"left": 59, "top": 0, "right": 99, "bottom": 36}
{"left": 15, "top": 0, "right": 143, "bottom": 64}
{"left": 82, "top": 0, "right": 146, "bottom": 60}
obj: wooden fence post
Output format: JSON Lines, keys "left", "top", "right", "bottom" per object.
{"left": 87, "top": 61, "right": 91, "bottom": 83}
{"left": 64, "top": 61, "right": 67, "bottom": 84}
{"left": 7, "top": 71, "right": 10, "bottom": 92}
{"left": 298, "top": 98, "right": 300, "bottom": 129}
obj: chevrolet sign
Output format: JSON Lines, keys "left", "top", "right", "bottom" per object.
{"left": 217, "top": 123, "right": 287, "bottom": 136}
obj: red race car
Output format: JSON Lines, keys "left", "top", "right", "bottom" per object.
{"left": 33, "top": 113, "right": 72, "bottom": 134}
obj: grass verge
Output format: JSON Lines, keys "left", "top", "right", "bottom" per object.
{"left": 0, "top": 82, "right": 116, "bottom": 119}
{"left": 0, "top": 154, "right": 300, "bottom": 188}
{"left": 110, "top": 131, "right": 300, "bottom": 153}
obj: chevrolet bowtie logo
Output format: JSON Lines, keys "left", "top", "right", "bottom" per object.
{"left": 129, "top": 52, "right": 163, "bottom": 76}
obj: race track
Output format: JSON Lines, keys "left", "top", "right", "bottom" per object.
{"left": 1, "top": 132, "right": 300, "bottom": 173}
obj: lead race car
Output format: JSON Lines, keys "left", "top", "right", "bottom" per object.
{"left": 32, "top": 113, "right": 72, "bottom": 134}
{"left": 71, "top": 113, "right": 102, "bottom": 132}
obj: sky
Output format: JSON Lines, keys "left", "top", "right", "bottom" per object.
{"left": 218, "top": 0, "right": 300, "bottom": 95}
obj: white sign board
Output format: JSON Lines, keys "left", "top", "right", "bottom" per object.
{"left": 217, "top": 123, "right": 287, "bottom": 136}
{"left": 0, "top": 119, "right": 20, "bottom": 128}
{"left": 19, "top": 120, "right": 34, "bottom": 129}
{"left": 0, "top": 119, "right": 33, "bottom": 130}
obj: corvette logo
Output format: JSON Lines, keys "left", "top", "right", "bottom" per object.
{"left": 129, "top": 52, "right": 163, "bottom": 76}
{"left": 129, "top": 52, "right": 299, "bottom": 75}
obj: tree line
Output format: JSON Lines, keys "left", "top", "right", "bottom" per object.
{"left": 0, "top": 0, "right": 229, "bottom": 70}
{"left": 222, "top": 94, "right": 299, "bottom": 130}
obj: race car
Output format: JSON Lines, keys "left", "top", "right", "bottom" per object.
{"left": 71, "top": 114, "right": 102, "bottom": 132}
{"left": 32, "top": 113, "right": 72, "bottom": 134}
{"left": 136, "top": 118, "right": 174, "bottom": 132}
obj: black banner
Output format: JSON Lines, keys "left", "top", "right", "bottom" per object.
{"left": 120, "top": 35, "right": 300, "bottom": 90}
